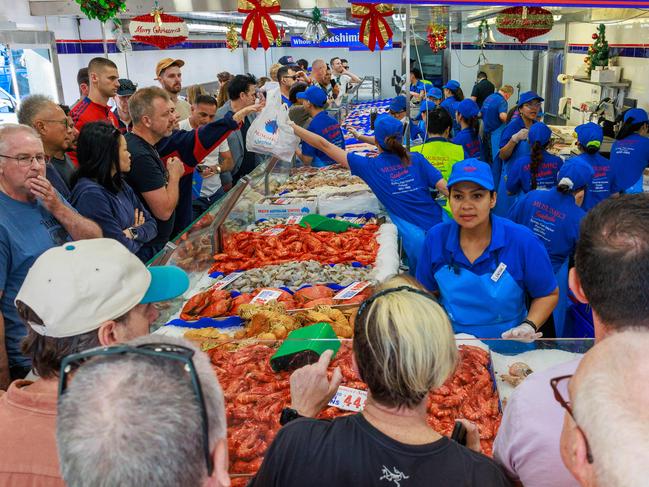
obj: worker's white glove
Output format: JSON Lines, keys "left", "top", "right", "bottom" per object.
{"left": 511, "top": 128, "right": 529, "bottom": 143}
{"left": 501, "top": 322, "right": 542, "bottom": 342}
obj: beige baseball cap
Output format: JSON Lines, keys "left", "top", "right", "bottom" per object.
{"left": 15, "top": 239, "right": 189, "bottom": 338}
{"left": 155, "top": 58, "right": 185, "bottom": 78}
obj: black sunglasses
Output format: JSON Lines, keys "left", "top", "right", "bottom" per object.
{"left": 58, "top": 343, "right": 214, "bottom": 475}
{"left": 356, "top": 285, "right": 438, "bottom": 319}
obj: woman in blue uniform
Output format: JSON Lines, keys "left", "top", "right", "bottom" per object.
{"left": 291, "top": 115, "right": 448, "bottom": 272}
{"left": 567, "top": 122, "right": 615, "bottom": 211}
{"left": 452, "top": 99, "right": 482, "bottom": 159}
{"left": 506, "top": 122, "right": 563, "bottom": 197}
{"left": 610, "top": 108, "right": 649, "bottom": 194}
{"left": 509, "top": 159, "right": 594, "bottom": 337}
{"left": 494, "top": 91, "right": 543, "bottom": 216}
{"left": 416, "top": 159, "right": 558, "bottom": 340}
{"left": 409, "top": 68, "right": 426, "bottom": 101}
{"left": 440, "top": 80, "right": 464, "bottom": 135}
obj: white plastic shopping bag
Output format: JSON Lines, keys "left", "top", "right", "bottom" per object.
{"left": 246, "top": 87, "right": 299, "bottom": 162}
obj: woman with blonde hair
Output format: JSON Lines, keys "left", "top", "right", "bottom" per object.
{"left": 215, "top": 80, "right": 229, "bottom": 109}
{"left": 185, "top": 84, "right": 207, "bottom": 105}
{"left": 249, "top": 279, "right": 511, "bottom": 486}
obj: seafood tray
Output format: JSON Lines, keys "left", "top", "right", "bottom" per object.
{"left": 211, "top": 341, "right": 501, "bottom": 483}
{"left": 209, "top": 224, "right": 379, "bottom": 274}
{"left": 247, "top": 214, "right": 379, "bottom": 232}
{"left": 276, "top": 167, "right": 368, "bottom": 195}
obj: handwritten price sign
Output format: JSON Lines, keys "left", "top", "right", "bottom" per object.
{"left": 333, "top": 281, "right": 370, "bottom": 300}
{"left": 251, "top": 288, "right": 284, "bottom": 304}
{"left": 212, "top": 272, "right": 243, "bottom": 290}
{"left": 328, "top": 385, "right": 368, "bottom": 412}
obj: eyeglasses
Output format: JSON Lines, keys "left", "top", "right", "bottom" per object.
{"left": 550, "top": 374, "right": 594, "bottom": 464}
{"left": 58, "top": 342, "right": 213, "bottom": 475}
{"left": 524, "top": 101, "right": 542, "bottom": 109}
{"left": 41, "top": 118, "right": 71, "bottom": 129}
{"left": 283, "top": 75, "right": 298, "bottom": 81}
{"left": 356, "top": 285, "right": 438, "bottom": 319}
{"left": 0, "top": 153, "right": 47, "bottom": 166}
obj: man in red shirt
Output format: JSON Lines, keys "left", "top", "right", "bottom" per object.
{"left": 70, "top": 58, "right": 120, "bottom": 134}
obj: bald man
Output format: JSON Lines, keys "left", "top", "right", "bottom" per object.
{"left": 559, "top": 330, "right": 649, "bottom": 487}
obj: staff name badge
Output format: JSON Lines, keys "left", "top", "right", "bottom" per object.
{"left": 251, "top": 289, "right": 284, "bottom": 304}
{"left": 328, "top": 386, "right": 368, "bottom": 412}
{"left": 491, "top": 263, "right": 507, "bottom": 282}
{"left": 212, "top": 272, "right": 243, "bottom": 290}
{"left": 333, "top": 281, "right": 370, "bottom": 300}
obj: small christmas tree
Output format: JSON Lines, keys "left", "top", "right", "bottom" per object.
{"left": 585, "top": 24, "right": 609, "bottom": 75}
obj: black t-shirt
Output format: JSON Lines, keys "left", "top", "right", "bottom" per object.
{"left": 471, "top": 79, "right": 495, "bottom": 108}
{"left": 124, "top": 132, "right": 174, "bottom": 251}
{"left": 235, "top": 118, "right": 257, "bottom": 184}
{"left": 249, "top": 414, "right": 512, "bottom": 487}
{"left": 49, "top": 154, "right": 75, "bottom": 189}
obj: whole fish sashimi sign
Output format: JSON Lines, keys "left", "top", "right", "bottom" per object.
{"left": 291, "top": 28, "right": 393, "bottom": 50}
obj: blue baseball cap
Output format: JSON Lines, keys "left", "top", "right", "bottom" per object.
{"left": 518, "top": 91, "right": 544, "bottom": 107}
{"left": 296, "top": 86, "right": 327, "bottom": 107}
{"left": 447, "top": 158, "right": 495, "bottom": 191}
{"left": 623, "top": 108, "right": 649, "bottom": 124}
{"left": 389, "top": 95, "right": 407, "bottom": 113}
{"left": 528, "top": 122, "right": 552, "bottom": 145}
{"left": 575, "top": 122, "right": 603, "bottom": 149}
{"left": 557, "top": 159, "right": 595, "bottom": 191}
{"left": 374, "top": 114, "right": 403, "bottom": 150}
{"left": 457, "top": 99, "right": 479, "bottom": 119}
{"left": 427, "top": 87, "right": 443, "bottom": 100}
{"left": 443, "top": 80, "right": 460, "bottom": 91}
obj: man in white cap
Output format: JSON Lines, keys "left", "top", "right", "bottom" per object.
{"left": 0, "top": 238, "right": 189, "bottom": 486}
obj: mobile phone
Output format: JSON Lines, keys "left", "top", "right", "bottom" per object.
{"left": 451, "top": 421, "right": 467, "bottom": 446}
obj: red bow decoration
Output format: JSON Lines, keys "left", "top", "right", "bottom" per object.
{"left": 238, "top": 0, "right": 280, "bottom": 50}
{"left": 351, "top": 3, "right": 394, "bottom": 52}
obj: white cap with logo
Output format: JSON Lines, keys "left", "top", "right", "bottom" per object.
{"left": 15, "top": 239, "right": 189, "bottom": 338}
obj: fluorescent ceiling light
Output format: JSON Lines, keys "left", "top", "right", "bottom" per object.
{"left": 186, "top": 23, "right": 229, "bottom": 33}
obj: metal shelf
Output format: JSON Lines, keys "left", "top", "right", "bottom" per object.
{"left": 573, "top": 77, "right": 631, "bottom": 89}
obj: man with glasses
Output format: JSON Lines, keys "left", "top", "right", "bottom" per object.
{"left": 0, "top": 125, "right": 101, "bottom": 391}
{"left": 56, "top": 334, "right": 230, "bottom": 487}
{"left": 215, "top": 74, "right": 262, "bottom": 187}
{"left": 494, "top": 194, "right": 649, "bottom": 487}
{"left": 17, "top": 95, "right": 77, "bottom": 200}
{"left": 278, "top": 65, "right": 298, "bottom": 107}
{"left": 557, "top": 330, "right": 649, "bottom": 487}
{"left": 0, "top": 238, "right": 188, "bottom": 485}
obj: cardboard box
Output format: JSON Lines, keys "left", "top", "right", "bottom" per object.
{"left": 253, "top": 197, "right": 317, "bottom": 221}
{"left": 590, "top": 68, "right": 619, "bottom": 83}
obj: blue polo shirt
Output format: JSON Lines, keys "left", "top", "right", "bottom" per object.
{"left": 481, "top": 92, "right": 508, "bottom": 134}
{"left": 302, "top": 111, "right": 346, "bottom": 167}
{"left": 610, "top": 133, "right": 649, "bottom": 192}
{"left": 499, "top": 117, "right": 533, "bottom": 162}
{"left": 281, "top": 95, "right": 293, "bottom": 107}
{"left": 452, "top": 128, "right": 483, "bottom": 159}
{"left": 416, "top": 214, "right": 557, "bottom": 297}
{"left": 347, "top": 151, "right": 443, "bottom": 230}
{"left": 567, "top": 152, "right": 615, "bottom": 211}
{"left": 410, "top": 81, "right": 425, "bottom": 95}
{"left": 506, "top": 151, "right": 563, "bottom": 194}
{"left": 508, "top": 189, "right": 585, "bottom": 273}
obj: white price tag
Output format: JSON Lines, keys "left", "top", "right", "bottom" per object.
{"left": 261, "top": 227, "right": 285, "bottom": 237}
{"left": 491, "top": 262, "right": 507, "bottom": 283}
{"left": 212, "top": 272, "right": 243, "bottom": 290}
{"left": 285, "top": 215, "right": 303, "bottom": 225}
{"left": 273, "top": 198, "right": 290, "bottom": 205}
{"left": 333, "top": 281, "right": 370, "bottom": 300}
{"left": 250, "top": 288, "right": 284, "bottom": 304}
{"left": 328, "top": 386, "right": 368, "bottom": 412}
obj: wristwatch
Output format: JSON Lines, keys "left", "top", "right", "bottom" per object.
{"left": 522, "top": 318, "right": 539, "bottom": 332}
{"left": 128, "top": 227, "right": 139, "bottom": 240}
{"left": 215, "top": 164, "right": 222, "bottom": 174}
{"left": 279, "top": 407, "right": 303, "bottom": 426}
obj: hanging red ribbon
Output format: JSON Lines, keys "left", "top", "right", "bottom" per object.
{"left": 238, "top": 0, "right": 280, "bottom": 50}
{"left": 351, "top": 3, "right": 394, "bottom": 52}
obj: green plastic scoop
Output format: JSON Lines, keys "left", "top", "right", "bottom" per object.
{"left": 299, "top": 214, "right": 361, "bottom": 233}
{"left": 270, "top": 322, "right": 341, "bottom": 372}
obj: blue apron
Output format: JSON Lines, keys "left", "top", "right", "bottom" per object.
{"left": 553, "top": 259, "right": 570, "bottom": 338}
{"left": 489, "top": 124, "right": 505, "bottom": 184}
{"left": 494, "top": 139, "right": 530, "bottom": 217}
{"left": 388, "top": 212, "right": 427, "bottom": 275}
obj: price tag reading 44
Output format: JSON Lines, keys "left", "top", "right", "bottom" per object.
{"left": 328, "top": 385, "right": 368, "bottom": 412}
{"left": 250, "top": 288, "right": 284, "bottom": 304}
{"left": 333, "top": 281, "right": 370, "bottom": 300}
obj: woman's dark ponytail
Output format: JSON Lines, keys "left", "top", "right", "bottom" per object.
{"left": 616, "top": 118, "right": 646, "bottom": 140}
{"left": 529, "top": 141, "right": 544, "bottom": 190}
{"left": 579, "top": 142, "right": 600, "bottom": 155}
{"left": 454, "top": 87, "right": 465, "bottom": 102}
{"left": 383, "top": 135, "right": 411, "bottom": 166}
